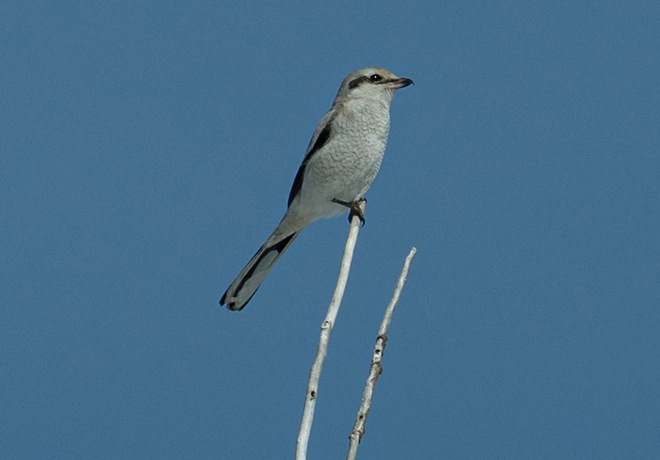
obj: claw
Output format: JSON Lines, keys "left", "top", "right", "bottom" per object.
{"left": 332, "top": 198, "right": 367, "bottom": 227}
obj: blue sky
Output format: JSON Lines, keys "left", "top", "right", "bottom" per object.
{"left": 2, "top": 1, "right": 659, "bottom": 458}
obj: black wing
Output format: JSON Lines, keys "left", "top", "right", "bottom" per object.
{"left": 287, "top": 119, "right": 333, "bottom": 207}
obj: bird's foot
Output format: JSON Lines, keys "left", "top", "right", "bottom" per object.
{"left": 332, "top": 197, "right": 367, "bottom": 227}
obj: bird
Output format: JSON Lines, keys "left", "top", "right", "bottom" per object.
{"left": 221, "top": 67, "right": 413, "bottom": 311}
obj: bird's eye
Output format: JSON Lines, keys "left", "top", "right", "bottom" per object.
{"left": 369, "top": 74, "right": 383, "bottom": 82}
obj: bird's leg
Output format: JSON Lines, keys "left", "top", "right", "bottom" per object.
{"left": 331, "top": 197, "right": 367, "bottom": 227}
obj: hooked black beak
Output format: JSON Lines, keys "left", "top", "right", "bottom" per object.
{"left": 387, "top": 77, "right": 414, "bottom": 89}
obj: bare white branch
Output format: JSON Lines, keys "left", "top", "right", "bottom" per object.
{"left": 346, "top": 247, "right": 417, "bottom": 460}
{"left": 295, "top": 202, "right": 366, "bottom": 460}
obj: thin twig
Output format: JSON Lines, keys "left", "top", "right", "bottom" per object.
{"left": 346, "top": 247, "right": 417, "bottom": 460}
{"left": 295, "top": 202, "right": 366, "bottom": 460}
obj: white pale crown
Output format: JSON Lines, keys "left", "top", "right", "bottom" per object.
{"left": 334, "top": 67, "right": 414, "bottom": 104}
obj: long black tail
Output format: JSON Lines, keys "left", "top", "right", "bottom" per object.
{"left": 220, "top": 232, "right": 299, "bottom": 311}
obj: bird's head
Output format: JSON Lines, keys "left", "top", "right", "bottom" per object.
{"left": 335, "top": 67, "right": 413, "bottom": 105}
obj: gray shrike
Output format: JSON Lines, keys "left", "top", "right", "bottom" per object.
{"left": 221, "top": 67, "right": 413, "bottom": 311}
